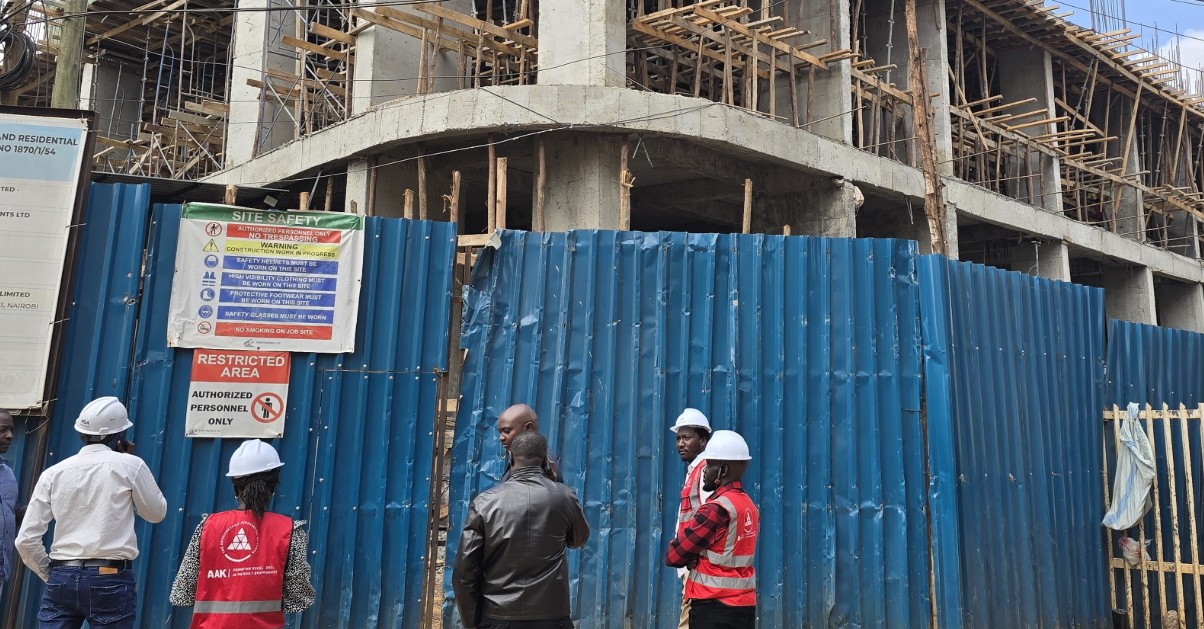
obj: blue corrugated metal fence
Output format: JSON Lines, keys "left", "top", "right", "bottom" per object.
{"left": 9, "top": 183, "right": 458, "bottom": 627}
{"left": 919, "top": 256, "right": 1111, "bottom": 628}
{"left": 445, "top": 231, "right": 932, "bottom": 628}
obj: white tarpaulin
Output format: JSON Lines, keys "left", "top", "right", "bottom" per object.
{"left": 0, "top": 112, "right": 89, "bottom": 410}
{"left": 167, "top": 203, "right": 364, "bottom": 353}
{"left": 1103, "top": 402, "right": 1156, "bottom": 530}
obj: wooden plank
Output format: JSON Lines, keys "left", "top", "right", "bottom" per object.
{"left": 458, "top": 233, "right": 494, "bottom": 247}
{"left": 413, "top": 2, "right": 539, "bottom": 49}
{"left": 282, "top": 35, "right": 348, "bottom": 61}
{"left": 742, "top": 178, "right": 753, "bottom": 233}
{"left": 905, "top": 0, "right": 947, "bottom": 254}
{"left": 1162, "top": 404, "right": 1188, "bottom": 622}
{"left": 309, "top": 22, "right": 354, "bottom": 44}
{"left": 495, "top": 156, "right": 507, "bottom": 230}
{"left": 691, "top": 5, "right": 828, "bottom": 69}
{"left": 534, "top": 139, "right": 546, "bottom": 231}
{"left": 86, "top": 0, "right": 173, "bottom": 44}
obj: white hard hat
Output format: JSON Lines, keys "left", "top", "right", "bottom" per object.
{"left": 74, "top": 396, "right": 134, "bottom": 436}
{"left": 670, "top": 408, "right": 712, "bottom": 434}
{"left": 698, "top": 430, "right": 751, "bottom": 461}
{"left": 227, "top": 439, "right": 284, "bottom": 477}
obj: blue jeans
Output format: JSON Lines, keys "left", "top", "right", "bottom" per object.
{"left": 37, "top": 566, "right": 137, "bottom": 629}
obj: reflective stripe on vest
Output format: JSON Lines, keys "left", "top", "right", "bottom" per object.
{"left": 684, "top": 488, "right": 757, "bottom": 607}
{"left": 677, "top": 461, "right": 706, "bottom": 531}
{"left": 193, "top": 510, "right": 293, "bottom": 629}
{"left": 194, "top": 600, "right": 283, "bottom": 614}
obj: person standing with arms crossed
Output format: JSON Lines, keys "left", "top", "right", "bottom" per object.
{"left": 170, "top": 439, "right": 315, "bottom": 627}
{"left": 17, "top": 396, "right": 167, "bottom": 629}
{"left": 665, "top": 430, "right": 758, "bottom": 629}
{"left": 670, "top": 408, "right": 712, "bottom": 629}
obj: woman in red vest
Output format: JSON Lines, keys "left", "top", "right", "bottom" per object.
{"left": 665, "top": 430, "right": 758, "bottom": 629}
{"left": 170, "top": 440, "right": 315, "bottom": 628}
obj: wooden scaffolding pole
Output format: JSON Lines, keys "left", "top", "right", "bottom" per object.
{"left": 904, "top": 0, "right": 947, "bottom": 255}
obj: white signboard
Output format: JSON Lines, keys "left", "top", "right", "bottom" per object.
{"left": 186, "top": 349, "right": 290, "bottom": 438}
{"left": 167, "top": 203, "right": 365, "bottom": 353}
{"left": 0, "top": 112, "right": 89, "bottom": 410}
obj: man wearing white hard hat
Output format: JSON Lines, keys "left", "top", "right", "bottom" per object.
{"left": 665, "top": 430, "right": 758, "bottom": 629}
{"left": 670, "top": 408, "right": 712, "bottom": 629}
{"left": 16, "top": 396, "right": 167, "bottom": 629}
{"left": 170, "top": 439, "right": 314, "bottom": 628}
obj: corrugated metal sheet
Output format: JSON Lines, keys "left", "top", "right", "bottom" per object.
{"left": 10, "top": 188, "right": 458, "bottom": 628}
{"left": 1106, "top": 319, "right": 1204, "bottom": 407}
{"left": 3, "top": 182, "right": 154, "bottom": 623}
{"left": 445, "top": 230, "right": 932, "bottom": 628}
{"left": 919, "top": 256, "right": 1110, "bottom": 629}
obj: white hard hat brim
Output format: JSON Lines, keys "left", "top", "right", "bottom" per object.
{"left": 698, "top": 448, "right": 751, "bottom": 461}
{"left": 75, "top": 418, "right": 134, "bottom": 436}
{"left": 226, "top": 460, "right": 284, "bottom": 477}
{"left": 670, "top": 422, "right": 710, "bottom": 434}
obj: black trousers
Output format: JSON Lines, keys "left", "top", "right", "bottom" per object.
{"left": 479, "top": 617, "right": 574, "bottom": 629}
{"left": 688, "top": 599, "right": 755, "bottom": 629}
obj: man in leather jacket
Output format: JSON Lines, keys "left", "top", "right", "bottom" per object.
{"left": 453, "top": 431, "right": 590, "bottom": 628}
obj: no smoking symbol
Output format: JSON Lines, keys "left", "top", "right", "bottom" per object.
{"left": 252, "top": 393, "right": 284, "bottom": 424}
{"left": 196, "top": 321, "right": 213, "bottom": 334}
{"left": 205, "top": 222, "right": 223, "bottom": 236}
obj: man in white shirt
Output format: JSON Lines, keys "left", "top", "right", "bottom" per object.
{"left": 670, "top": 408, "right": 712, "bottom": 629}
{"left": 16, "top": 396, "right": 167, "bottom": 629}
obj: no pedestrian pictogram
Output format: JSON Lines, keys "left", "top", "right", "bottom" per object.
{"left": 206, "top": 222, "right": 223, "bottom": 236}
{"left": 252, "top": 392, "right": 284, "bottom": 423}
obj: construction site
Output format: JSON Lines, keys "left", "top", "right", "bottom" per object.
{"left": 3, "top": 0, "right": 1204, "bottom": 328}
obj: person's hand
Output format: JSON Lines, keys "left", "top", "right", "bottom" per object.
{"left": 686, "top": 557, "right": 699, "bottom": 570}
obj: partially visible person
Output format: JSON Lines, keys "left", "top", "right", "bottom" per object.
{"left": 170, "top": 439, "right": 314, "bottom": 628}
{"left": 17, "top": 396, "right": 167, "bottom": 629}
{"left": 670, "top": 408, "right": 712, "bottom": 629}
{"left": 496, "top": 403, "right": 563, "bottom": 482}
{"left": 0, "top": 410, "right": 20, "bottom": 600}
{"left": 665, "top": 430, "right": 758, "bottom": 629}
{"left": 453, "top": 431, "right": 589, "bottom": 629}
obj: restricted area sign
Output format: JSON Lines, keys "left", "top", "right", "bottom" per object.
{"left": 186, "top": 349, "right": 290, "bottom": 438}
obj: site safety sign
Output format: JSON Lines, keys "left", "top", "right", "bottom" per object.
{"left": 186, "top": 349, "right": 290, "bottom": 438}
{"left": 167, "top": 203, "right": 364, "bottom": 353}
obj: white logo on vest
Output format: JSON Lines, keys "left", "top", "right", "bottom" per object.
{"left": 219, "top": 520, "right": 260, "bottom": 563}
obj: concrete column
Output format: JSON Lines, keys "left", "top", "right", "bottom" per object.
{"left": 1156, "top": 282, "right": 1204, "bottom": 333}
{"left": 1167, "top": 214, "right": 1200, "bottom": 259}
{"left": 351, "top": 1, "right": 474, "bottom": 113}
{"left": 997, "top": 46, "right": 1062, "bottom": 213}
{"left": 1102, "top": 265, "right": 1157, "bottom": 325}
{"left": 227, "top": 0, "right": 295, "bottom": 166}
{"left": 539, "top": 0, "right": 625, "bottom": 86}
{"left": 786, "top": 0, "right": 853, "bottom": 143}
{"left": 1010, "top": 240, "right": 1071, "bottom": 281}
{"left": 345, "top": 158, "right": 371, "bottom": 215}
{"left": 757, "top": 180, "right": 856, "bottom": 237}
{"left": 80, "top": 60, "right": 142, "bottom": 140}
{"left": 1107, "top": 100, "right": 1145, "bottom": 238}
{"left": 542, "top": 133, "right": 623, "bottom": 230}
{"left": 862, "top": 0, "right": 952, "bottom": 170}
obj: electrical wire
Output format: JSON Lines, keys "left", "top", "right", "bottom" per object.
{"left": 0, "top": 20, "right": 36, "bottom": 91}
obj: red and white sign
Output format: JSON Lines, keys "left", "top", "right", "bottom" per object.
{"left": 185, "top": 349, "right": 290, "bottom": 438}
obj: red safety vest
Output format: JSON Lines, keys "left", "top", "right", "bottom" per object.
{"left": 685, "top": 489, "right": 758, "bottom": 607}
{"left": 192, "top": 510, "right": 293, "bottom": 629}
{"left": 677, "top": 459, "right": 707, "bottom": 538}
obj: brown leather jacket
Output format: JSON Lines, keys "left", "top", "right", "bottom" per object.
{"left": 452, "top": 466, "right": 590, "bottom": 627}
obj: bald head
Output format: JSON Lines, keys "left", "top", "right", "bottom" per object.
{"left": 496, "top": 403, "right": 539, "bottom": 452}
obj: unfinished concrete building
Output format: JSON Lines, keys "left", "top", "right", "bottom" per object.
{"left": 12, "top": 0, "right": 1204, "bottom": 330}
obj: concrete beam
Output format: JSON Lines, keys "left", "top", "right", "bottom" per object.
{"left": 1156, "top": 281, "right": 1204, "bottom": 333}
{"left": 201, "top": 86, "right": 1204, "bottom": 284}
{"left": 1101, "top": 265, "right": 1157, "bottom": 325}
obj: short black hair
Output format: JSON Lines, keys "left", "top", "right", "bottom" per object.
{"left": 685, "top": 426, "right": 711, "bottom": 441}
{"left": 511, "top": 430, "right": 548, "bottom": 465}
